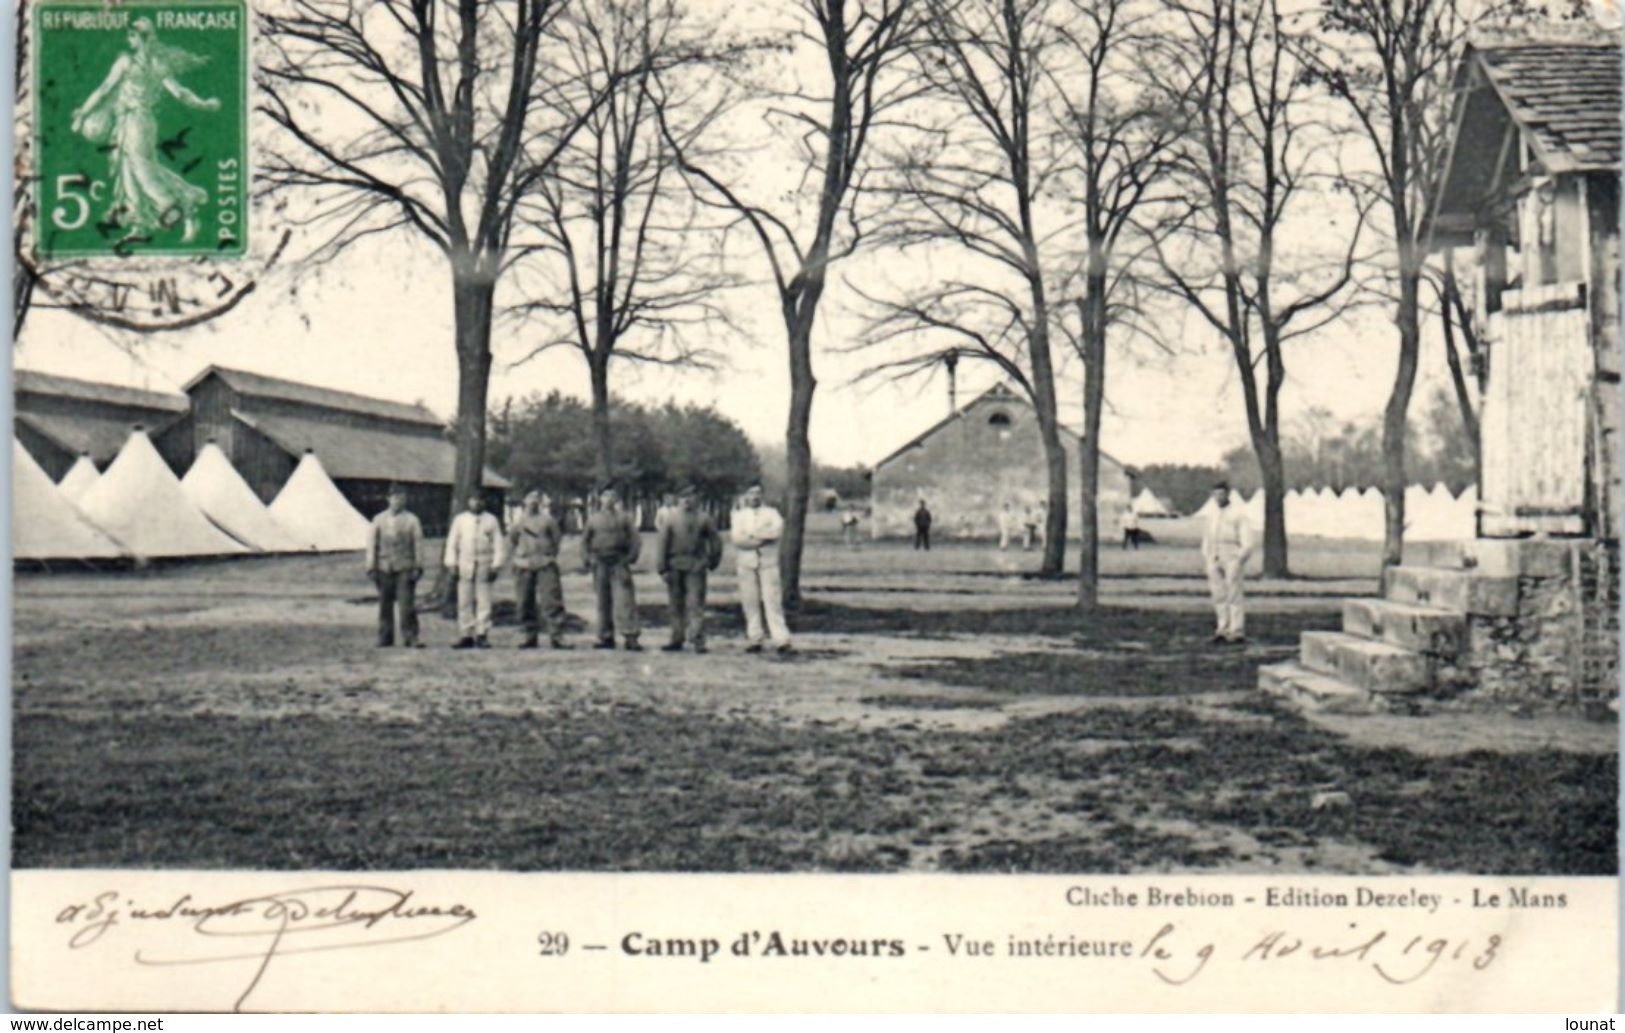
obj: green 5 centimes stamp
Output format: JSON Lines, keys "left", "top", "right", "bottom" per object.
{"left": 34, "top": 0, "right": 247, "bottom": 260}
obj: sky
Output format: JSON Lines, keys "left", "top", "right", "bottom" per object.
{"left": 12, "top": 0, "right": 1465, "bottom": 476}
{"left": 16, "top": 234, "right": 1450, "bottom": 473}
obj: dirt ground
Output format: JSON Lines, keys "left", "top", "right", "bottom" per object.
{"left": 12, "top": 520, "right": 1617, "bottom": 874}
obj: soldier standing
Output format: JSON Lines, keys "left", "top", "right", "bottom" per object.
{"left": 732, "top": 483, "right": 793, "bottom": 654}
{"left": 445, "top": 492, "right": 505, "bottom": 649}
{"left": 582, "top": 484, "right": 642, "bottom": 651}
{"left": 656, "top": 485, "right": 723, "bottom": 653}
{"left": 509, "top": 489, "right": 569, "bottom": 649}
{"left": 913, "top": 499, "right": 933, "bottom": 551}
{"left": 365, "top": 483, "right": 424, "bottom": 648}
{"left": 1200, "top": 481, "right": 1253, "bottom": 646}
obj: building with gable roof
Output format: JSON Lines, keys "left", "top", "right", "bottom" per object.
{"left": 152, "top": 365, "right": 508, "bottom": 535}
{"left": 869, "top": 382, "right": 1134, "bottom": 540}
{"left": 14, "top": 370, "right": 188, "bottom": 481}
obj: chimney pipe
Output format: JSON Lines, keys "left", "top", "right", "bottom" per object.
{"left": 944, "top": 351, "right": 959, "bottom": 416}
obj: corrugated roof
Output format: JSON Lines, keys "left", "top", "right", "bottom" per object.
{"left": 15, "top": 369, "right": 187, "bottom": 413}
{"left": 188, "top": 366, "right": 444, "bottom": 427}
{"left": 15, "top": 410, "right": 184, "bottom": 465}
{"left": 232, "top": 409, "right": 510, "bottom": 488}
{"left": 1472, "top": 33, "right": 1622, "bottom": 173}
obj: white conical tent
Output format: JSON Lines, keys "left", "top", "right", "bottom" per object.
{"left": 57, "top": 454, "right": 100, "bottom": 503}
{"left": 13, "top": 439, "right": 125, "bottom": 561}
{"left": 181, "top": 443, "right": 304, "bottom": 552}
{"left": 1132, "top": 488, "right": 1172, "bottom": 517}
{"left": 77, "top": 431, "right": 247, "bottom": 558}
{"left": 269, "top": 452, "right": 370, "bottom": 551}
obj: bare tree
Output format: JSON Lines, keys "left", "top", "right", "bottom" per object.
{"left": 1297, "top": 0, "right": 1470, "bottom": 568}
{"left": 258, "top": 0, "right": 632, "bottom": 532}
{"left": 508, "top": 0, "right": 742, "bottom": 485}
{"left": 663, "top": 0, "right": 920, "bottom": 606}
{"left": 1050, "top": 0, "right": 1187, "bottom": 607}
{"left": 857, "top": 0, "right": 1077, "bottom": 578}
{"left": 1150, "top": 0, "right": 1369, "bottom": 578}
{"left": 1430, "top": 250, "right": 1481, "bottom": 451}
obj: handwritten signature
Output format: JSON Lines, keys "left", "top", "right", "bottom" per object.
{"left": 1138, "top": 921, "right": 1502, "bottom": 987}
{"left": 55, "top": 885, "right": 476, "bottom": 1011}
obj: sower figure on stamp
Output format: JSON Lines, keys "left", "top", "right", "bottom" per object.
{"left": 1200, "top": 480, "right": 1253, "bottom": 647}
{"left": 732, "top": 483, "right": 793, "bottom": 654}
{"left": 509, "top": 489, "right": 568, "bottom": 650}
{"left": 365, "top": 484, "right": 424, "bottom": 648}
{"left": 582, "top": 484, "right": 642, "bottom": 651}
{"left": 656, "top": 485, "right": 724, "bottom": 653}
{"left": 445, "top": 492, "right": 506, "bottom": 649}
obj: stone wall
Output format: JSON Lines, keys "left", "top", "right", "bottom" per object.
{"left": 1459, "top": 539, "right": 1619, "bottom": 707}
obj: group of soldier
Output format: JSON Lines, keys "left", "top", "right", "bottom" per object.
{"left": 363, "top": 481, "right": 795, "bottom": 655}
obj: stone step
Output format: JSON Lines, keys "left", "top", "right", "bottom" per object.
{"left": 1342, "top": 597, "right": 1467, "bottom": 658}
{"left": 1258, "top": 661, "right": 1377, "bottom": 714}
{"left": 1416, "top": 539, "right": 1573, "bottom": 578}
{"left": 1385, "top": 565, "right": 1517, "bottom": 617}
{"left": 1300, "top": 630, "right": 1431, "bottom": 694}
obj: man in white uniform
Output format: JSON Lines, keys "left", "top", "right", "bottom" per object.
{"left": 444, "top": 492, "right": 506, "bottom": 648}
{"left": 1200, "top": 481, "right": 1253, "bottom": 645}
{"left": 732, "top": 483, "right": 793, "bottom": 653}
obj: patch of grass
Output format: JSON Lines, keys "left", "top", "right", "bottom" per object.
{"left": 885, "top": 645, "right": 1295, "bottom": 698}
{"left": 16, "top": 698, "right": 1614, "bottom": 874}
{"left": 784, "top": 602, "right": 1331, "bottom": 641}
{"left": 858, "top": 695, "right": 1004, "bottom": 710}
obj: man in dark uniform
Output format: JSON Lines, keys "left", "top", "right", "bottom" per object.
{"left": 365, "top": 483, "right": 423, "bottom": 647}
{"left": 509, "top": 489, "right": 568, "bottom": 649}
{"left": 581, "top": 484, "right": 642, "bottom": 650}
{"left": 913, "top": 499, "right": 933, "bottom": 551}
{"left": 656, "top": 484, "right": 724, "bottom": 653}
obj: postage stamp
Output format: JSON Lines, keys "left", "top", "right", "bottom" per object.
{"left": 8, "top": 0, "right": 1621, "bottom": 1014}
{"left": 32, "top": 0, "right": 248, "bottom": 260}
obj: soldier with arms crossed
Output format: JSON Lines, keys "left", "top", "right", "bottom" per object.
{"left": 732, "top": 483, "right": 793, "bottom": 654}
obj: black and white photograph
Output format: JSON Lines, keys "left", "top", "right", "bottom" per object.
{"left": 7, "top": 0, "right": 1622, "bottom": 1012}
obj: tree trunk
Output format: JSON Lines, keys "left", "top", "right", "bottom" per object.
{"left": 1075, "top": 286, "right": 1107, "bottom": 608}
{"left": 1257, "top": 436, "right": 1288, "bottom": 577}
{"left": 1256, "top": 322, "right": 1290, "bottom": 578}
{"left": 435, "top": 264, "right": 497, "bottom": 611}
{"left": 1438, "top": 265, "right": 1480, "bottom": 453}
{"left": 1024, "top": 310, "right": 1066, "bottom": 578}
{"left": 780, "top": 310, "right": 817, "bottom": 608}
{"left": 1382, "top": 263, "right": 1423, "bottom": 570}
{"left": 589, "top": 358, "right": 613, "bottom": 487}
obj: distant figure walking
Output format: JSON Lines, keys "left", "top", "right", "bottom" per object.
{"left": 997, "top": 501, "right": 1012, "bottom": 550}
{"left": 732, "top": 483, "right": 793, "bottom": 653}
{"left": 1120, "top": 503, "right": 1141, "bottom": 550}
{"left": 913, "top": 500, "right": 933, "bottom": 551}
{"left": 841, "top": 505, "right": 862, "bottom": 548}
{"left": 1201, "top": 481, "right": 1253, "bottom": 646}
{"left": 1022, "top": 507, "right": 1038, "bottom": 551}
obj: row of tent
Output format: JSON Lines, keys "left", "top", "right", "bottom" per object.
{"left": 15, "top": 430, "right": 373, "bottom": 562}
{"left": 1194, "top": 484, "right": 1479, "bottom": 542}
